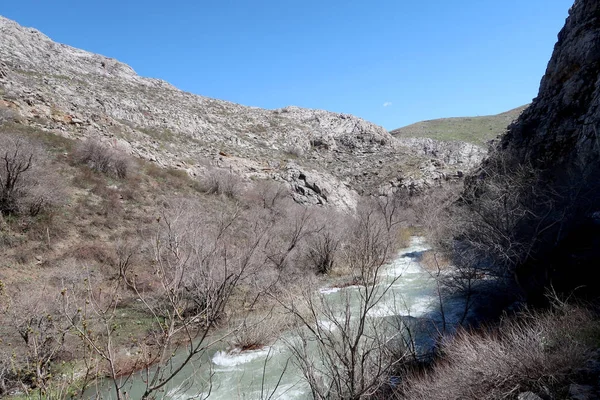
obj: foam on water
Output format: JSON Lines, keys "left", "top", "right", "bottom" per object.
{"left": 212, "top": 347, "right": 272, "bottom": 368}
{"left": 319, "top": 287, "right": 341, "bottom": 295}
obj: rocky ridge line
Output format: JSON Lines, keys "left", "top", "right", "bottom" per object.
{"left": 0, "top": 15, "right": 483, "bottom": 208}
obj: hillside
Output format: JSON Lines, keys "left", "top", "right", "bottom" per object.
{"left": 391, "top": 105, "right": 528, "bottom": 146}
{"left": 0, "top": 15, "right": 486, "bottom": 209}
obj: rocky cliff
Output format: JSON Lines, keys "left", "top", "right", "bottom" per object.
{"left": 466, "top": 0, "right": 600, "bottom": 300}
{"left": 500, "top": 0, "right": 599, "bottom": 172}
{"left": 0, "top": 15, "right": 482, "bottom": 209}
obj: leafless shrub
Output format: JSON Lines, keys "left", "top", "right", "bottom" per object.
{"left": 307, "top": 229, "right": 340, "bottom": 274}
{"left": 263, "top": 206, "right": 319, "bottom": 271}
{"left": 302, "top": 209, "right": 345, "bottom": 275}
{"left": 276, "top": 198, "right": 416, "bottom": 400}
{"left": 243, "top": 179, "right": 290, "bottom": 210}
{"left": 229, "top": 312, "right": 289, "bottom": 351}
{"left": 198, "top": 168, "right": 242, "bottom": 199}
{"left": 400, "top": 305, "right": 599, "bottom": 400}
{"left": 0, "top": 133, "right": 63, "bottom": 216}
{"left": 3, "top": 289, "right": 69, "bottom": 395}
{"left": 111, "top": 151, "right": 130, "bottom": 179}
{"left": 74, "top": 139, "right": 130, "bottom": 179}
{"left": 284, "top": 145, "right": 304, "bottom": 158}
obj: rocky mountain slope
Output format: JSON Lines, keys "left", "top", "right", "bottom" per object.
{"left": 0, "top": 15, "right": 482, "bottom": 208}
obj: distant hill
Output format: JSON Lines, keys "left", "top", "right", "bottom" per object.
{"left": 390, "top": 105, "right": 528, "bottom": 146}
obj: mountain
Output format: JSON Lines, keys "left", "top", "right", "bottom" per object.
{"left": 391, "top": 105, "right": 528, "bottom": 146}
{"left": 0, "top": 16, "right": 486, "bottom": 210}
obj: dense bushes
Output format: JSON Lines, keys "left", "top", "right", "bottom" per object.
{"left": 400, "top": 305, "right": 600, "bottom": 400}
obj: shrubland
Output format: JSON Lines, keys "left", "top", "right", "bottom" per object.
{"left": 0, "top": 120, "right": 415, "bottom": 398}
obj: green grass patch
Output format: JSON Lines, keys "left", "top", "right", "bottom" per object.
{"left": 391, "top": 105, "right": 528, "bottom": 145}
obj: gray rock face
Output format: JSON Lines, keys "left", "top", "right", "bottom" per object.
{"left": 499, "top": 0, "right": 600, "bottom": 171}
{"left": 0, "top": 15, "right": 390, "bottom": 154}
{"left": 397, "top": 137, "right": 486, "bottom": 169}
{"left": 0, "top": 15, "right": 476, "bottom": 209}
{"left": 0, "top": 61, "right": 7, "bottom": 79}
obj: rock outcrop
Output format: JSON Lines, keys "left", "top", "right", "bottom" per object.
{"left": 397, "top": 137, "right": 486, "bottom": 169}
{"left": 499, "top": 0, "right": 600, "bottom": 172}
{"left": 467, "top": 0, "right": 600, "bottom": 299}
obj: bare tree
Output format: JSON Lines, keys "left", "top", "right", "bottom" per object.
{"left": 278, "top": 201, "right": 417, "bottom": 399}
{"left": 0, "top": 133, "right": 62, "bottom": 216}
{"left": 5, "top": 289, "right": 69, "bottom": 397}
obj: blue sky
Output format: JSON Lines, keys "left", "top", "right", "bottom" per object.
{"left": 1, "top": 0, "right": 573, "bottom": 129}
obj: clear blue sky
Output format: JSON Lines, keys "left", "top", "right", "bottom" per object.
{"left": 1, "top": 0, "right": 573, "bottom": 129}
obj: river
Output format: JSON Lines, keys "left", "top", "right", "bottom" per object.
{"left": 94, "top": 237, "right": 463, "bottom": 399}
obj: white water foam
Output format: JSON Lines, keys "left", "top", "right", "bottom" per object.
{"left": 319, "top": 287, "right": 341, "bottom": 295}
{"left": 368, "top": 295, "right": 434, "bottom": 319}
{"left": 212, "top": 347, "right": 271, "bottom": 368}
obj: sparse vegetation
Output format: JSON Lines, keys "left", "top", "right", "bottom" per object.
{"left": 391, "top": 106, "right": 527, "bottom": 145}
{"left": 0, "top": 122, "right": 419, "bottom": 398}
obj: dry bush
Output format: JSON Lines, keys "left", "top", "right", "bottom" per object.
{"left": 1, "top": 289, "right": 70, "bottom": 395}
{"left": 74, "top": 139, "right": 130, "bottom": 179}
{"left": 303, "top": 209, "right": 346, "bottom": 275}
{"left": 284, "top": 145, "right": 304, "bottom": 158}
{"left": 307, "top": 228, "right": 340, "bottom": 274}
{"left": 243, "top": 179, "right": 290, "bottom": 210}
{"left": 198, "top": 168, "right": 242, "bottom": 199}
{"left": 229, "top": 312, "right": 290, "bottom": 351}
{"left": 0, "top": 133, "right": 64, "bottom": 216}
{"left": 262, "top": 205, "right": 320, "bottom": 271}
{"left": 400, "top": 305, "right": 599, "bottom": 400}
